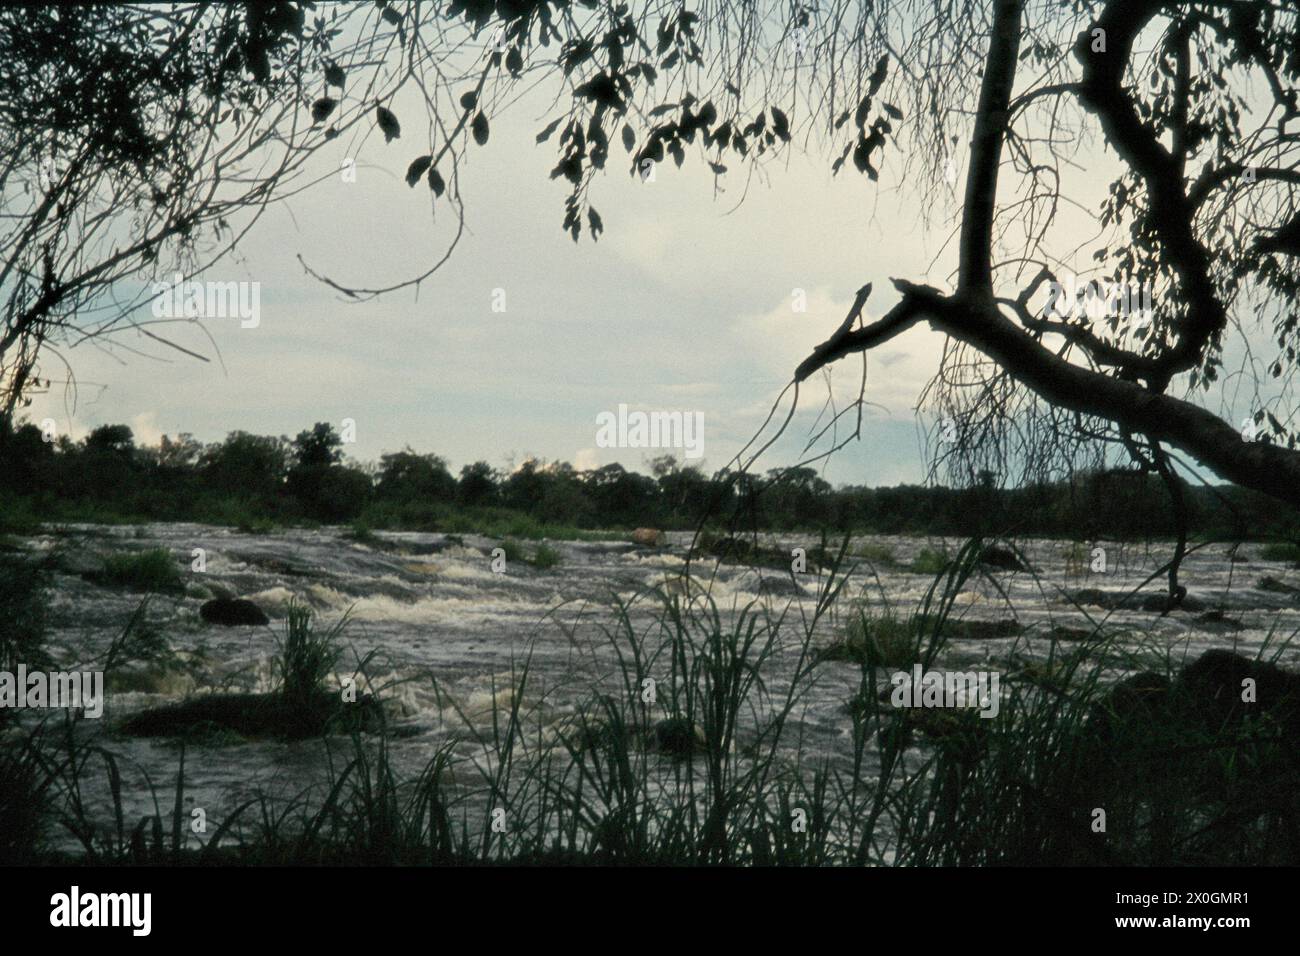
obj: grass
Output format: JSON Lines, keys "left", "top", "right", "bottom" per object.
{"left": 361, "top": 501, "right": 616, "bottom": 541}
{"left": 498, "top": 538, "right": 561, "bottom": 569}
{"left": 910, "top": 546, "right": 951, "bottom": 575}
{"left": 1259, "top": 541, "right": 1300, "bottom": 564}
{"left": 0, "top": 495, "right": 42, "bottom": 534}
{"left": 853, "top": 541, "right": 897, "bottom": 565}
{"left": 345, "top": 521, "right": 381, "bottom": 546}
{"left": 121, "top": 599, "right": 374, "bottom": 742}
{"left": 531, "top": 542, "right": 561, "bottom": 569}
{"left": 98, "top": 548, "right": 184, "bottom": 593}
{"left": 0, "top": 552, "right": 54, "bottom": 676}
{"left": 275, "top": 599, "right": 347, "bottom": 705}
{"left": 6, "top": 534, "right": 1300, "bottom": 866}
{"left": 823, "top": 609, "right": 922, "bottom": 668}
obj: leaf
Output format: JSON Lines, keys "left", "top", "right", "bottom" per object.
{"left": 621, "top": 124, "right": 635, "bottom": 152}
{"left": 427, "top": 166, "right": 446, "bottom": 197}
{"left": 574, "top": 74, "right": 623, "bottom": 110}
{"left": 381, "top": 7, "right": 402, "bottom": 27}
{"left": 883, "top": 102, "right": 903, "bottom": 120}
{"left": 506, "top": 47, "right": 523, "bottom": 74}
{"left": 460, "top": 90, "right": 478, "bottom": 111}
{"left": 536, "top": 117, "right": 563, "bottom": 143}
{"left": 854, "top": 95, "right": 872, "bottom": 129}
{"left": 324, "top": 62, "right": 346, "bottom": 87}
{"left": 405, "top": 155, "right": 432, "bottom": 187}
{"left": 588, "top": 207, "right": 603, "bottom": 240}
{"left": 708, "top": 161, "right": 727, "bottom": 174}
{"left": 376, "top": 105, "right": 401, "bottom": 142}
{"left": 770, "top": 107, "right": 790, "bottom": 141}
{"left": 471, "top": 112, "right": 490, "bottom": 146}
{"left": 311, "top": 97, "right": 337, "bottom": 123}
{"left": 867, "top": 54, "right": 889, "bottom": 96}
{"left": 853, "top": 138, "right": 870, "bottom": 173}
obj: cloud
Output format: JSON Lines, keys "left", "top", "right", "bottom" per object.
{"left": 129, "top": 411, "right": 165, "bottom": 446}
{"left": 573, "top": 447, "right": 602, "bottom": 471}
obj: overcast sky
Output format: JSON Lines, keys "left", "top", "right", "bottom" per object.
{"left": 25, "top": 35, "right": 1272, "bottom": 488}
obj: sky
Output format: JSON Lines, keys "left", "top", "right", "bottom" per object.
{"left": 22, "top": 20, "right": 1279, "bottom": 489}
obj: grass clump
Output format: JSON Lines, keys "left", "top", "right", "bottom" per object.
{"left": 531, "top": 542, "right": 561, "bottom": 569}
{"left": 0, "top": 552, "right": 53, "bottom": 677}
{"left": 853, "top": 541, "right": 897, "bottom": 565}
{"left": 275, "top": 599, "right": 346, "bottom": 705}
{"left": 497, "top": 538, "right": 561, "bottom": 569}
{"left": 1259, "top": 541, "right": 1300, "bottom": 564}
{"left": 910, "top": 546, "right": 951, "bottom": 575}
{"left": 345, "top": 522, "right": 380, "bottom": 546}
{"left": 822, "top": 609, "right": 921, "bottom": 668}
{"left": 99, "top": 548, "right": 184, "bottom": 593}
{"left": 121, "top": 600, "right": 377, "bottom": 743}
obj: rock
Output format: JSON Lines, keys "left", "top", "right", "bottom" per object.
{"left": 121, "top": 689, "right": 384, "bottom": 740}
{"left": 693, "top": 534, "right": 820, "bottom": 571}
{"left": 979, "top": 545, "right": 1033, "bottom": 573}
{"left": 1179, "top": 649, "right": 1300, "bottom": 738}
{"left": 1193, "top": 610, "right": 1244, "bottom": 632}
{"left": 756, "top": 574, "right": 807, "bottom": 598}
{"left": 1070, "top": 588, "right": 1205, "bottom": 613}
{"left": 1138, "top": 592, "right": 1206, "bottom": 613}
{"left": 631, "top": 528, "right": 665, "bottom": 547}
{"left": 945, "top": 618, "right": 1021, "bottom": 641}
{"left": 650, "top": 717, "right": 706, "bottom": 757}
{"left": 1019, "top": 650, "right": 1300, "bottom": 864}
{"left": 199, "top": 597, "right": 269, "bottom": 627}
{"left": 1069, "top": 588, "right": 1121, "bottom": 609}
{"left": 1258, "top": 576, "right": 1300, "bottom": 596}
{"left": 1089, "top": 670, "right": 1172, "bottom": 742}
{"left": 1046, "top": 625, "right": 1098, "bottom": 642}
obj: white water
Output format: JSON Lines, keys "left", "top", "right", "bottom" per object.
{"left": 14, "top": 523, "right": 1300, "bottom": 850}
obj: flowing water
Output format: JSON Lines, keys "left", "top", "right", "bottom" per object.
{"left": 12, "top": 523, "right": 1300, "bottom": 851}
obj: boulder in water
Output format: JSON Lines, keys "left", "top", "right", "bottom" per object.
{"left": 121, "top": 689, "right": 384, "bottom": 741}
{"left": 978, "top": 545, "right": 1033, "bottom": 573}
{"left": 1193, "top": 610, "right": 1244, "bottom": 632}
{"left": 650, "top": 717, "right": 706, "bottom": 757}
{"left": 200, "top": 597, "right": 269, "bottom": 627}
{"left": 631, "top": 528, "right": 665, "bottom": 547}
{"left": 1138, "top": 591, "right": 1206, "bottom": 613}
{"left": 1258, "top": 576, "right": 1300, "bottom": 597}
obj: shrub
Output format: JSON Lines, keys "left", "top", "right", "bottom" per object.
{"left": 100, "top": 548, "right": 184, "bottom": 593}
{"left": 498, "top": 538, "right": 525, "bottom": 564}
{"left": 531, "top": 542, "right": 561, "bottom": 569}
{"left": 910, "top": 546, "right": 951, "bottom": 575}
{"left": 854, "top": 541, "right": 896, "bottom": 565}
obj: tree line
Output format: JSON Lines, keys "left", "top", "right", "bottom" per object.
{"left": 1, "top": 419, "right": 1294, "bottom": 543}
